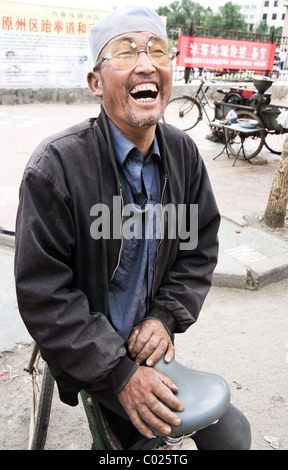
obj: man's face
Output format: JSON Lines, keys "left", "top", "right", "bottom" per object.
{"left": 92, "top": 32, "right": 173, "bottom": 132}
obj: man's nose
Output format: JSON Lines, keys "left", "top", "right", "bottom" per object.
{"left": 134, "top": 50, "right": 156, "bottom": 72}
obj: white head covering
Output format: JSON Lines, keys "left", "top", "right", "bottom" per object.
{"left": 89, "top": 5, "right": 167, "bottom": 65}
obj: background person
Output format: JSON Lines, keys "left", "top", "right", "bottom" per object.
{"left": 279, "top": 49, "right": 287, "bottom": 70}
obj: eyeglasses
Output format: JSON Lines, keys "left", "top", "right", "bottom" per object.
{"left": 93, "top": 36, "right": 180, "bottom": 71}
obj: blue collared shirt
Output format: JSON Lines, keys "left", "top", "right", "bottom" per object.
{"left": 107, "top": 119, "right": 161, "bottom": 342}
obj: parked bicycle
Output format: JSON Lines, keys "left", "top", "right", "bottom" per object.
{"left": 163, "top": 68, "right": 218, "bottom": 131}
{"left": 162, "top": 68, "right": 263, "bottom": 133}
{"left": 25, "top": 342, "right": 230, "bottom": 450}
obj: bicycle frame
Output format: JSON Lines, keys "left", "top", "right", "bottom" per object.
{"left": 163, "top": 70, "right": 220, "bottom": 131}
{"left": 191, "top": 79, "right": 215, "bottom": 125}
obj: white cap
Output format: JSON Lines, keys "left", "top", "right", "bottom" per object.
{"left": 89, "top": 5, "right": 167, "bottom": 65}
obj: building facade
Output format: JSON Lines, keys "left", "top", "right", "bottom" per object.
{"left": 234, "top": 0, "right": 286, "bottom": 32}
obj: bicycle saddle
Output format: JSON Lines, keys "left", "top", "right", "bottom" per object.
{"left": 152, "top": 356, "right": 230, "bottom": 438}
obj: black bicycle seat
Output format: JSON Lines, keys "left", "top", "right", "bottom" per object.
{"left": 152, "top": 357, "right": 230, "bottom": 438}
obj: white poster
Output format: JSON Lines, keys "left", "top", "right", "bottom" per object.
{"left": 0, "top": 1, "right": 109, "bottom": 87}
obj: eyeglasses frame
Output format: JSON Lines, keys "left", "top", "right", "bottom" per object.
{"left": 93, "top": 36, "right": 180, "bottom": 71}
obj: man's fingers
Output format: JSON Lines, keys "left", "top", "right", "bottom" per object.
{"left": 154, "top": 369, "right": 179, "bottom": 394}
{"left": 147, "top": 390, "right": 182, "bottom": 426}
{"left": 164, "top": 342, "right": 175, "bottom": 363}
{"left": 128, "top": 327, "right": 152, "bottom": 360}
{"left": 129, "top": 405, "right": 172, "bottom": 438}
{"left": 117, "top": 367, "right": 184, "bottom": 438}
{"left": 145, "top": 340, "right": 175, "bottom": 367}
{"left": 133, "top": 335, "right": 167, "bottom": 364}
{"left": 128, "top": 319, "right": 172, "bottom": 363}
{"left": 128, "top": 321, "right": 175, "bottom": 366}
{"left": 128, "top": 408, "right": 155, "bottom": 439}
{"left": 127, "top": 327, "right": 140, "bottom": 354}
{"left": 155, "top": 372, "right": 184, "bottom": 413}
{"left": 129, "top": 398, "right": 181, "bottom": 438}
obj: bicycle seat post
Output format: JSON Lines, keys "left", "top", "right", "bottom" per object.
{"left": 162, "top": 432, "right": 195, "bottom": 450}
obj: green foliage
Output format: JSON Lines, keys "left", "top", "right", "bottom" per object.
{"left": 256, "top": 20, "right": 282, "bottom": 36}
{"left": 156, "top": 0, "right": 246, "bottom": 32}
{"left": 256, "top": 20, "right": 269, "bottom": 34}
{"left": 270, "top": 25, "right": 283, "bottom": 36}
{"left": 216, "top": 2, "right": 246, "bottom": 31}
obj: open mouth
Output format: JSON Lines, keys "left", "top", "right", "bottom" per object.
{"left": 130, "top": 83, "right": 159, "bottom": 103}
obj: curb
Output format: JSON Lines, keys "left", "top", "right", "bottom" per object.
{"left": 249, "top": 253, "right": 288, "bottom": 289}
{"left": 0, "top": 232, "right": 15, "bottom": 249}
{"left": 213, "top": 252, "right": 288, "bottom": 290}
{"left": 213, "top": 214, "right": 288, "bottom": 289}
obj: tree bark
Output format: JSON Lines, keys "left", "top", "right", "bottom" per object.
{"left": 263, "top": 135, "right": 288, "bottom": 228}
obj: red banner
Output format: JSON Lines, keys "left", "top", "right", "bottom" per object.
{"left": 177, "top": 36, "right": 276, "bottom": 71}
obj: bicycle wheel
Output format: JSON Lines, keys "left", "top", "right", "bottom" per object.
{"left": 163, "top": 96, "right": 202, "bottom": 131}
{"left": 264, "top": 131, "right": 287, "bottom": 155}
{"left": 27, "top": 346, "right": 55, "bottom": 450}
{"left": 225, "top": 110, "right": 265, "bottom": 160}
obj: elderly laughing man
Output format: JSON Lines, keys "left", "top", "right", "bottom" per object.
{"left": 15, "top": 5, "right": 250, "bottom": 450}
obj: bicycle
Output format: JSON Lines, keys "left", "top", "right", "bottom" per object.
{"left": 163, "top": 68, "right": 217, "bottom": 132}
{"left": 162, "top": 67, "right": 263, "bottom": 136}
{"left": 25, "top": 343, "right": 231, "bottom": 450}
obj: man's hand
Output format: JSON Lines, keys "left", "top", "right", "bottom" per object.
{"left": 117, "top": 365, "right": 184, "bottom": 439}
{"left": 128, "top": 319, "right": 174, "bottom": 366}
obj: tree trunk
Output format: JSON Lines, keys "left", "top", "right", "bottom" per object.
{"left": 263, "top": 134, "right": 288, "bottom": 228}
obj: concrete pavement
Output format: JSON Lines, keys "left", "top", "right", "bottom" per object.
{"left": 0, "top": 98, "right": 288, "bottom": 350}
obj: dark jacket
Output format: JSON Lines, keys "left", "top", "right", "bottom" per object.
{"left": 14, "top": 111, "right": 220, "bottom": 406}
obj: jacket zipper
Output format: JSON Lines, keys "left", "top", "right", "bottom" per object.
{"left": 110, "top": 183, "right": 125, "bottom": 282}
{"left": 151, "top": 173, "right": 168, "bottom": 300}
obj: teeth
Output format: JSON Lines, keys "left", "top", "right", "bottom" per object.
{"left": 130, "top": 83, "right": 158, "bottom": 94}
{"left": 137, "top": 97, "right": 155, "bottom": 102}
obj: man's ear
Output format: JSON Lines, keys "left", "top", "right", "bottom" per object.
{"left": 87, "top": 71, "right": 103, "bottom": 97}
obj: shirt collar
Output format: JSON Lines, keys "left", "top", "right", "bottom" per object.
{"left": 107, "top": 117, "right": 161, "bottom": 166}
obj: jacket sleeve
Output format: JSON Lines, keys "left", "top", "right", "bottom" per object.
{"left": 14, "top": 163, "right": 137, "bottom": 395}
{"left": 148, "top": 137, "right": 220, "bottom": 335}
